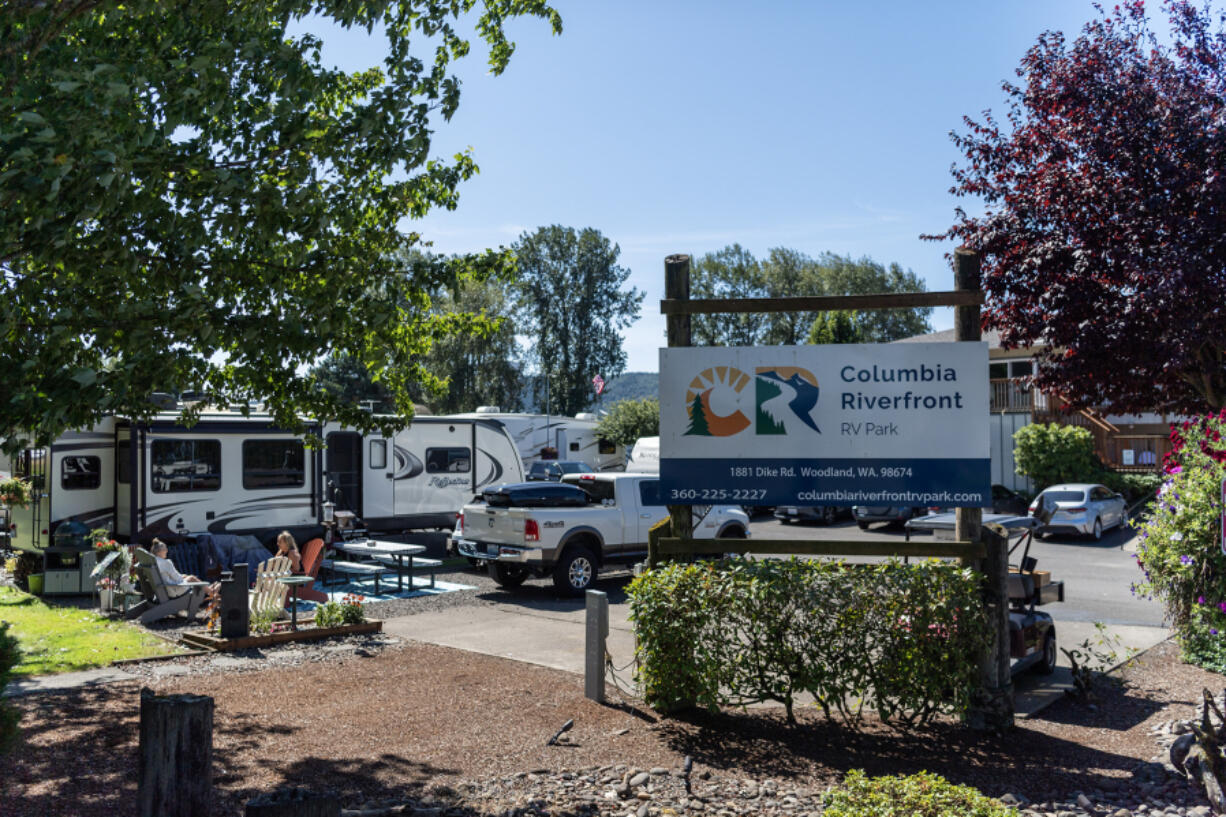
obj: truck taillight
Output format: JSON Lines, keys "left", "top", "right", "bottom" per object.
{"left": 524, "top": 518, "right": 540, "bottom": 542}
{"left": 456, "top": 511, "right": 463, "bottom": 530}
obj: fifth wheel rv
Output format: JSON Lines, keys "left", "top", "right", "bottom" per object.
{"left": 7, "top": 409, "right": 523, "bottom": 550}
{"left": 447, "top": 408, "right": 625, "bottom": 471}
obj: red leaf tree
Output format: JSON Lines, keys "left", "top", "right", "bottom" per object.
{"left": 932, "top": 1, "right": 1226, "bottom": 413}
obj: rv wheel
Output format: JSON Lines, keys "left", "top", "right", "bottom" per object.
{"left": 489, "top": 562, "right": 528, "bottom": 588}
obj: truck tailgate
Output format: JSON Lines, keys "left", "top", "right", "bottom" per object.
{"left": 467, "top": 504, "right": 528, "bottom": 546}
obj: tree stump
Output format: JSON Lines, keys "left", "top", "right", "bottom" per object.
{"left": 245, "top": 788, "right": 340, "bottom": 817}
{"left": 138, "top": 688, "right": 213, "bottom": 817}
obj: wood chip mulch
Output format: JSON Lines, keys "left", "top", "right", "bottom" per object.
{"left": 3, "top": 638, "right": 1222, "bottom": 816}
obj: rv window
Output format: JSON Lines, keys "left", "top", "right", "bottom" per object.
{"left": 116, "top": 441, "right": 130, "bottom": 484}
{"left": 426, "top": 447, "right": 470, "bottom": 473}
{"left": 242, "top": 440, "right": 305, "bottom": 489}
{"left": 369, "top": 440, "right": 387, "bottom": 470}
{"left": 598, "top": 438, "right": 616, "bottom": 455}
{"left": 151, "top": 439, "right": 221, "bottom": 493}
{"left": 61, "top": 456, "right": 101, "bottom": 490}
{"left": 569, "top": 442, "right": 580, "bottom": 452}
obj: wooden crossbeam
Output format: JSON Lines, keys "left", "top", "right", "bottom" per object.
{"left": 656, "top": 537, "right": 986, "bottom": 560}
{"left": 659, "top": 290, "right": 984, "bottom": 316}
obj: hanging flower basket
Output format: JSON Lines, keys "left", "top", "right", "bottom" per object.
{"left": 0, "top": 477, "right": 33, "bottom": 508}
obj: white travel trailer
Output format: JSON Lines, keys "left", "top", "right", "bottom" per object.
{"left": 6, "top": 409, "right": 522, "bottom": 549}
{"left": 625, "top": 436, "right": 660, "bottom": 473}
{"left": 447, "top": 408, "right": 626, "bottom": 472}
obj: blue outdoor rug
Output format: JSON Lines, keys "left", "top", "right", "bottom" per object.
{"left": 290, "top": 577, "right": 476, "bottom": 611}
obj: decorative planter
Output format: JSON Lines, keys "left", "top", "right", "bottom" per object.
{"left": 178, "top": 619, "right": 382, "bottom": 652}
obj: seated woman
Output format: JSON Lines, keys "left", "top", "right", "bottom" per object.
{"left": 151, "top": 539, "right": 218, "bottom": 600}
{"left": 275, "top": 530, "right": 302, "bottom": 573}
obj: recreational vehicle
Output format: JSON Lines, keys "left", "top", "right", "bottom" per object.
{"left": 447, "top": 408, "right": 625, "bottom": 472}
{"left": 4, "top": 410, "right": 523, "bottom": 550}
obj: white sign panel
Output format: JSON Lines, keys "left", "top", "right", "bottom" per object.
{"left": 658, "top": 342, "right": 991, "bottom": 507}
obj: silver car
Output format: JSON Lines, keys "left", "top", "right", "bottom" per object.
{"left": 1027, "top": 483, "right": 1127, "bottom": 540}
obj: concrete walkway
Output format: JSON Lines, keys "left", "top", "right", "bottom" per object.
{"left": 383, "top": 601, "right": 1171, "bottom": 719}
{"left": 4, "top": 666, "right": 136, "bottom": 697}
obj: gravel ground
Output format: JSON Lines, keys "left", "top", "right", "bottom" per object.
{"left": 6, "top": 632, "right": 1226, "bottom": 817}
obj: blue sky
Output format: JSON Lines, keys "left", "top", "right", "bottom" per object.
{"left": 305, "top": 1, "right": 1126, "bottom": 374}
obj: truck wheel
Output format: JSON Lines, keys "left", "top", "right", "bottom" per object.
{"left": 489, "top": 562, "right": 528, "bottom": 588}
{"left": 857, "top": 521, "right": 870, "bottom": 530}
{"left": 1037, "top": 629, "right": 1057, "bottom": 675}
{"left": 553, "top": 546, "right": 598, "bottom": 596}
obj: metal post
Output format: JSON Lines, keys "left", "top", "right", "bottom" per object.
{"left": 585, "top": 589, "right": 609, "bottom": 702}
{"left": 955, "top": 247, "right": 1013, "bottom": 731}
{"left": 665, "top": 254, "right": 694, "bottom": 555}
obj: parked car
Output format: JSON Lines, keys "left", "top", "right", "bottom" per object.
{"left": 1027, "top": 483, "right": 1127, "bottom": 540}
{"left": 853, "top": 505, "right": 926, "bottom": 529}
{"left": 773, "top": 505, "right": 850, "bottom": 525}
{"left": 525, "top": 460, "right": 593, "bottom": 482}
{"left": 991, "top": 484, "right": 1031, "bottom": 516}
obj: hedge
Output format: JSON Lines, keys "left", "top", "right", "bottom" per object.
{"left": 627, "top": 557, "right": 990, "bottom": 725}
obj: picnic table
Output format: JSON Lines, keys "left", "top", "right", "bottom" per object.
{"left": 329, "top": 539, "right": 435, "bottom": 594}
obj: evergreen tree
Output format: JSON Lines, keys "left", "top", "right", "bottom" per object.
{"left": 686, "top": 394, "right": 711, "bottom": 436}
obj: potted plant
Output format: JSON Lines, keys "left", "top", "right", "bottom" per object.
{"left": 91, "top": 530, "right": 131, "bottom": 611}
{"left": 0, "top": 477, "right": 32, "bottom": 508}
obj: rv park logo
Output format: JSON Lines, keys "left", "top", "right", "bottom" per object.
{"left": 684, "top": 366, "right": 820, "bottom": 437}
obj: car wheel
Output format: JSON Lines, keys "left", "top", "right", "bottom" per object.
{"left": 857, "top": 521, "right": 870, "bottom": 531}
{"left": 1091, "top": 518, "right": 1102, "bottom": 541}
{"left": 821, "top": 506, "right": 837, "bottom": 525}
{"left": 722, "top": 526, "right": 747, "bottom": 539}
{"left": 489, "top": 561, "right": 528, "bottom": 588}
{"left": 552, "top": 545, "right": 598, "bottom": 596}
{"left": 779, "top": 518, "right": 793, "bottom": 525}
{"left": 1036, "top": 629, "right": 1058, "bottom": 675}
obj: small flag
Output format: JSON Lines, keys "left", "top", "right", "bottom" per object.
{"left": 592, "top": 374, "right": 605, "bottom": 395}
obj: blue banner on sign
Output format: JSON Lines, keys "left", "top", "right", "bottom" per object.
{"left": 658, "top": 458, "right": 992, "bottom": 507}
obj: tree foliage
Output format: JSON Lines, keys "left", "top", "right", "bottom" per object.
{"left": 807, "top": 310, "right": 864, "bottom": 345}
{"left": 692, "top": 246, "right": 931, "bottom": 347}
{"left": 0, "top": 1, "right": 560, "bottom": 452}
{"left": 595, "top": 397, "right": 658, "bottom": 447}
{"left": 514, "top": 226, "right": 643, "bottom": 417}
{"left": 934, "top": 1, "right": 1226, "bottom": 413}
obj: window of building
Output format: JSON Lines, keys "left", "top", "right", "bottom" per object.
{"left": 61, "top": 455, "right": 101, "bottom": 490}
{"left": 425, "top": 447, "right": 470, "bottom": 473}
{"left": 152, "top": 439, "right": 221, "bottom": 493}
{"left": 1010, "top": 360, "right": 1034, "bottom": 377}
{"left": 242, "top": 440, "right": 305, "bottom": 489}
{"left": 370, "top": 440, "right": 387, "bottom": 470}
{"left": 989, "top": 362, "right": 1008, "bottom": 379}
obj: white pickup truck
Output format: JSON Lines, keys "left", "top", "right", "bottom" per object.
{"left": 454, "top": 472, "right": 750, "bottom": 595}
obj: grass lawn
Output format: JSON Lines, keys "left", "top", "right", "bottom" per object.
{"left": 0, "top": 586, "right": 184, "bottom": 676}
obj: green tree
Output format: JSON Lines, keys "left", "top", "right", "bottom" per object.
{"left": 692, "top": 244, "right": 768, "bottom": 347}
{"left": 1013, "top": 423, "right": 1100, "bottom": 490}
{"left": 689, "top": 246, "right": 931, "bottom": 347}
{"left": 595, "top": 397, "right": 658, "bottom": 447}
{"left": 0, "top": 1, "right": 561, "bottom": 453}
{"left": 312, "top": 352, "right": 395, "bottom": 412}
{"left": 807, "top": 310, "right": 864, "bottom": 345}
{"left": 515, "top": 226, "right": 644, "bottom": 417}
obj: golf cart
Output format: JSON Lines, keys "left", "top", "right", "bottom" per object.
{"left": 905, "top": 510, "right": 1065, "bottom": 676}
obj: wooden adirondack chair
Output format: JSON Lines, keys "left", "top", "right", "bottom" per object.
{"left": 128, "top": 548, "right": 209, "bottom": 624}
{"left": 297, "top": 538, "right": 328, "bottom": 603}
{"left": 250, "top": 555, "right": 292, "bottom": 621}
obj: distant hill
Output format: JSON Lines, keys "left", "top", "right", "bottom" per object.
{"left": 519, "top": 371, "right": 658, "bottom": 413}
{"left": 596, "top": 372, "right": 658, "bottom": 406}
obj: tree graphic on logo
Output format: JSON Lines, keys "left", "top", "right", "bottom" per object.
{"left": 755, "top": 377, "right": 787, "bottom": 435}
{"left": 686, "top": 392, "right": 712, "bottom": 436}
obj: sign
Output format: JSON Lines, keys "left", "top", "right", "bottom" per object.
{"left": 658, "top": 342, "right": 991, "bottom": 507}
{"left": 1122, "top": 449, "right": 1135, "bottom": 466}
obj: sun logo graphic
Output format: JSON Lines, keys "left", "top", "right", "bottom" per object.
{"left": 684, "top": 367, "right": 752, "bottom": 436}
{"left": 754, "top": 366, "right": 820, "bottom": 435}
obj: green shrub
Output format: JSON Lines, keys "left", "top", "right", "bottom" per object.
{"left": 594, "top": 398, "right": 659, "bottom": 448}
{"left": 823, "top": 770, "right": 1016, "bottom": 817}
{"left": 628, "top": 558, "right": 990, "bottom": 725}
{"left": 1013, "top": 423, "right": 1099, "bottom": 490}
{"left": 1100, "top": 471, "right": 1161, "bottom": 504}
{"left": 0, "top": 622, "right": 22, "bottom": 753}
{"left": 313, "top": 601, "right": 343, "bottom": 628}
{"left": 1133, "top": 414, "right": 1226, "bottom": 669}
{"left": 12, "top": 552, "right": 40, "bottom": 592}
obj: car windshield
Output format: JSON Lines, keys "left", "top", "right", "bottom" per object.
{"left": 1041, "top": 490, "right": 1086, "bottom": 503}
{"left": 558, "top": 462, "right": 591, "bottom": 474}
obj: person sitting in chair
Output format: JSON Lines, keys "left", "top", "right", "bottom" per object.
{"left": 151, "top": 539, "right": 217, "bottom": 600}
{"left": 275, "top": 530, "right": 302, "bottom": 573}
